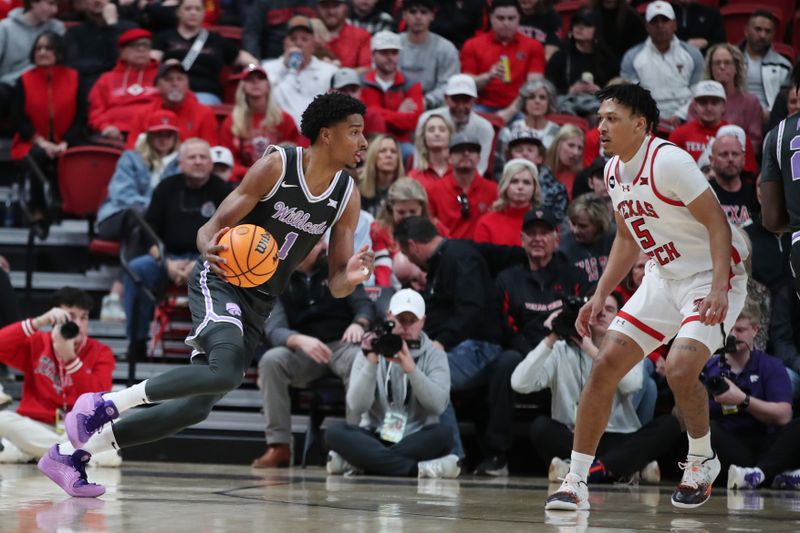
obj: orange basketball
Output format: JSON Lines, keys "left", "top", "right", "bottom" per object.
{"left": 216, "top": 224, "right": 280, "bottom": 288}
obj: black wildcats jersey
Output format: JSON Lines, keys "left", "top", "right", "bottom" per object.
{"left": 240, "top": 145, "right": 355, "bottom": 296}
{"left": 762, "top": 113, "right": 800, "bottom": 232}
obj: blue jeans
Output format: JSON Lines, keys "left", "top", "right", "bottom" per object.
{"left": 633, "top": 358, "right": 658, "bottom": 426}
{"left": 787, "top": 368, "right": 800, "bottom": 400}
{"left": 123, "top": 253, "right": 196, "bottom": 341}
{"left": 438, "top": 340, "right": 520, "bottom": 459}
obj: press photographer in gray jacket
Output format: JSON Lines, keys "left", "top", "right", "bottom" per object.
{"left": 325, "top": 289, "right": 460, "bottom": 478}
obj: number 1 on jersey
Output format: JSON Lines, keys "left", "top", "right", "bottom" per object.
{"left": 277, "top": 232, "right": 298, "bottom": 260}
{"left": 790, "top": 135, "right": 800, "bottom": 181}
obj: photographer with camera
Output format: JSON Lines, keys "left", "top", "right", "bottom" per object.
{"left": 697, "top": 302, "right": 794, "bottom": 489}
{"left": 325, "top": 289, "right": 458, "bottom": 478}
{"left": 253, "top": 239, "right": 375, "bottom": 468}
{"left": 511, "top": 292, "right": 657, "bottom": 483}
{"left": 0, "top": 287, "right": 119, "bottom": 466}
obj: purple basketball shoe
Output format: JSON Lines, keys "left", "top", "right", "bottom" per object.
{"left": 65, "top": 392, "right": 119, "bottom": 449}
{"left": 37, "top": 444, "right": 105, "bottom": 498}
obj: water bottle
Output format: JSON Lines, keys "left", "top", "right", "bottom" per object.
{"left": 287, "top": 50, "right": 303, "bottom": 72}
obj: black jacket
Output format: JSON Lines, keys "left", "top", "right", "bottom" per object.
{"left": 65, "top": 18, "right": 136, "bottom": 95}
{"left": 422, "top": 239, "right": 504, "bottom": 350}
{"left": 496, "top": 251, "right": 587, "bottom": 356}
{"left": 266, "top": 265, "right": 376, "bottom": 346}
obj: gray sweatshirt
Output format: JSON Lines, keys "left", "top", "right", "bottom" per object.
{"left": 347, "top": 332, "right": 450, "bottom": 438}
{"left": 511, "top": 338, "right": 643, "bottom": 434}
{"left": 0, "top": 8, "right": 65, "bottom": 85}
{"left": 398, "top": 31, "right": 460, "bottom": 110}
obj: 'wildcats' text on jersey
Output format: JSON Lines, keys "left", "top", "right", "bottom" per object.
{"left": 605, "top": 136, "right": 747, "bottom": 279}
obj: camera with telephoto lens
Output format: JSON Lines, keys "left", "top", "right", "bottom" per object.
{"left": 704, "top": 327, "right": 739, "bottom": 396}
{"left": 551, "top": 295, "right": 588, "bottom": 341}
{"left": 60, "top": 321, "right": 79, "bottom": 340}
{"left": 368, "top": 320, "right": 403, "bottom": 358}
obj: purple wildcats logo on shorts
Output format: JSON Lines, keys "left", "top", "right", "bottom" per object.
{"left": 225, "top": 303, "right": 242, "bottom": 317}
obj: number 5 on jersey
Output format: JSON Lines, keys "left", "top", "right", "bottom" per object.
{"left": 631, "top": 218, "right": 681, "bottom": 266}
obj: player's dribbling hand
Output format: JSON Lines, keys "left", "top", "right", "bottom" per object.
{"left": 575, "top": 294, "right": 604, "bottom": 338}
{"left": 345, "top": 244, "right": 375, "bottom": 286}
{"left": 202, "top": 226, "right": 230, "bottom": 278}
{"left": 695, "top": 289, "right": 728, "bottom": 326}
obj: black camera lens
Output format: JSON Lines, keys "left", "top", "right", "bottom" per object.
{"left": 706, "top": 375, "right": 730, "bottom": 396}
{"left": 60, "top": 321, "right": 79, "bottom": 340}
{"left": 369, "top": 320, "right": 403, "bottom": 358}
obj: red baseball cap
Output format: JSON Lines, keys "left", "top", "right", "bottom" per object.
{"left": 146, "top": 110, "right": 180, "bottom": 134}
{"left": 118, "top": 28, "right": 153, "bottom": 48}
{"left": 235, "top": 63, "right": 268, "bottom": 80}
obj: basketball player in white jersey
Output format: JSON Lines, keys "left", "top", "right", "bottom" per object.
{"left": 545, "top": 84, "right": 748, "bottom": 511}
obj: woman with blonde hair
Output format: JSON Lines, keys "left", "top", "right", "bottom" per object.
{"left": 559, "top": 192, "right": 614, "bottom": 285}
{"left": 360, "top": 134, "right": 405, "bottom": 217}
{"left": 545, "top": 124, "right": 584, "bottom": 200}
{"left": 370, "top": 177, "right": 448, "bottom": 288}
{"left": 690, "top": 43, "right": 763, "bottom": 152}
{"left": 409, "top": 113, "right": 453, "bottom": 193}
{"left": 474, "top": 159, "right": 541, "bottom": 246}
{"left": 220, "top": 64, "right": 300, "bottom": 181}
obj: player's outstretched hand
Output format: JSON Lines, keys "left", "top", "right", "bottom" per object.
{"left": 575, "top": 294, "right": 604, "bottom": 338}
{"left": 345, "top": 244, "right": 375, "bottom": 286}
{"left": 696, "top": 289, "right": 728, "bottom": 325}
{"left": 201, "top": 226, "right": 230, "bottom": 278}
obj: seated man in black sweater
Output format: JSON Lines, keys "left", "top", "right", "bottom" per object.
{"left": 253, "top": 238, "right": 375, "bottom": 468}
{"left": 394, "top": 215, "right": 522, "bottom": 476}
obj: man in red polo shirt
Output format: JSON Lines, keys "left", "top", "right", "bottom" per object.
{"left": 668, "top": 80, "right": 758, "bottom": 174}
{"left": 317, "top": 0, "right": 371, "bottom": 72}
{"left": 460, "top": 0, "right": 545, "bottom": 120}
{"left": 361, "top": 31, "right": 424, "bottom": 158}
{"left": 428, "top": 133, "right": 498, "bottom": 240}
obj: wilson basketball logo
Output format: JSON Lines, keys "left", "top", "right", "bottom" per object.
{"left": 255, "top": 233, "right": 272, "bottom": 254}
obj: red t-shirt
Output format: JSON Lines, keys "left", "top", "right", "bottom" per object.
{"left": 327, "top": 24, "right": 371, "bottom": 69}
{"left": 0, "top": 320, "right": 115, "bottom": 425}
{"left": 126, "top": 92, "right": 219, "bottom": 149}
{"left": 428, "top": 172, "right": 498, "bottom": 240}
{"left": 668, "top": 120, "right": 758, "bottom": 175}
{"left": 460, "top": 31, "right": 545, "bottom": 109}
{"left": 583, "top": 127, "right": 601, "bottom": 168}
{"left": 473, "top": 205, "right": 530, "bottom": 246}
{"left": 407, "top": 165, "right": 453, "bottom": 198}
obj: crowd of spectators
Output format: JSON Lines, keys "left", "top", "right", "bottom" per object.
{"left": 1, "top": 0, "right": 800, "bottom": 482}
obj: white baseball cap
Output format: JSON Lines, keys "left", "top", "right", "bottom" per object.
{"left": 693, "top": 80, "right": 726, "bottom": 101}
{"left": 645, "top": 1, "right": 675, "bottom": 22}
{"left": 389, "top": 289, "right": 425, "bottom": 319}
{"left": 371, "top": 31, "right": 403, "bottom": 52}
{"left": 210, "top": 146, "right": 234, "bottom": 168}
{"left": 715, "top": 124, "right": 746, "bottom": 151}
{"left": 444, "top": 74, "right": 477, "bottom": 98}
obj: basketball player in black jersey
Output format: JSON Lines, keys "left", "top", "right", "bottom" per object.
{"left": 38, "top": 92, "right": 374, "bottom": 498}
{"left": 760, "top": 63, "right": 800, "bottom": 300}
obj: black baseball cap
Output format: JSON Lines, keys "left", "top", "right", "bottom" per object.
{"left": 449, "top": 132, "right": 482, "bottom": 151}
{"left": 507, "top": 129, "right": 545, "bottom": 149}
{"left": 523, "top": 208, "right": 558, "bottom": 230}
{"left": 156, "top": 61, "right": 187, "bottom": 81}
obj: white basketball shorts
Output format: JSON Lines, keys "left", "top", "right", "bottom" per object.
{"left": 609, "top": 260, "right": 748, "bottom": 356}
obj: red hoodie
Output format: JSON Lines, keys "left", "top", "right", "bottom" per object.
{"left": 360, "top": 70, "right": 423, "bottom": 143}
{"left": 126, "top": 91, "right": 219, "bottom": 148}
{"left": 88, "top": 59, "right": 160, "bottom": 134}
{"left": 219, "top": 110, "right": 301, "bottom": 181}
{"left": 0, "top": 319, "right": 115, "bottom": 425}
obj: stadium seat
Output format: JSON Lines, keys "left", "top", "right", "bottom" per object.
{"left": 209, "top": 25, "right": 242, "bottom": 48}
{"left": 725, "top": 0, "right": 794, "bottom": 24}
{"left": 772, "top": 42, "right": 796, "bottom": 64}
{"left": 547, "top": 113, "right": 590, "bottom": 132}
{"left": 720, "top": 4, "right": 786, "bottom": 45}
{"left": 58, "top": 145, "right": 122, "bottom": 239}
{"left": 554, "top": 0, "right": 587, "bottom": 40}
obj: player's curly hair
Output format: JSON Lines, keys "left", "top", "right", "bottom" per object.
{"left": 595, "top": 83, "right": 660, "bottom": 133}
{"left": 300, "top": 92, "right": 366, "bottom": 144}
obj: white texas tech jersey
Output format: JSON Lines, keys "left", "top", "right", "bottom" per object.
{"left": 605, "top": 136, "right": 748, "bottom": 280}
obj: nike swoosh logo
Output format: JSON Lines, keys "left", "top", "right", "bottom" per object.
{"left": 280, "top": 182, "right": 298, "bottom": 188}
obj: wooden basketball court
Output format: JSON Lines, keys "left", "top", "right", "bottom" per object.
{"left": 2, "top": 462, "right": 799, "bottom": 531}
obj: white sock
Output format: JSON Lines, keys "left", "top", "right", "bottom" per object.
{"left": 103, "top": 380, "right": 150, "bottom": 413}
{"left": 83, "top": 424, "right": 119, "bottom": 456}
{"left": 59, "top": 441, "right": 76, "bottom": 455}
{"left": 687, "top": 430, "right": 713, "bottom": 458}
{"left": 568, "top": 450, "right": 595, "bottom": 482}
